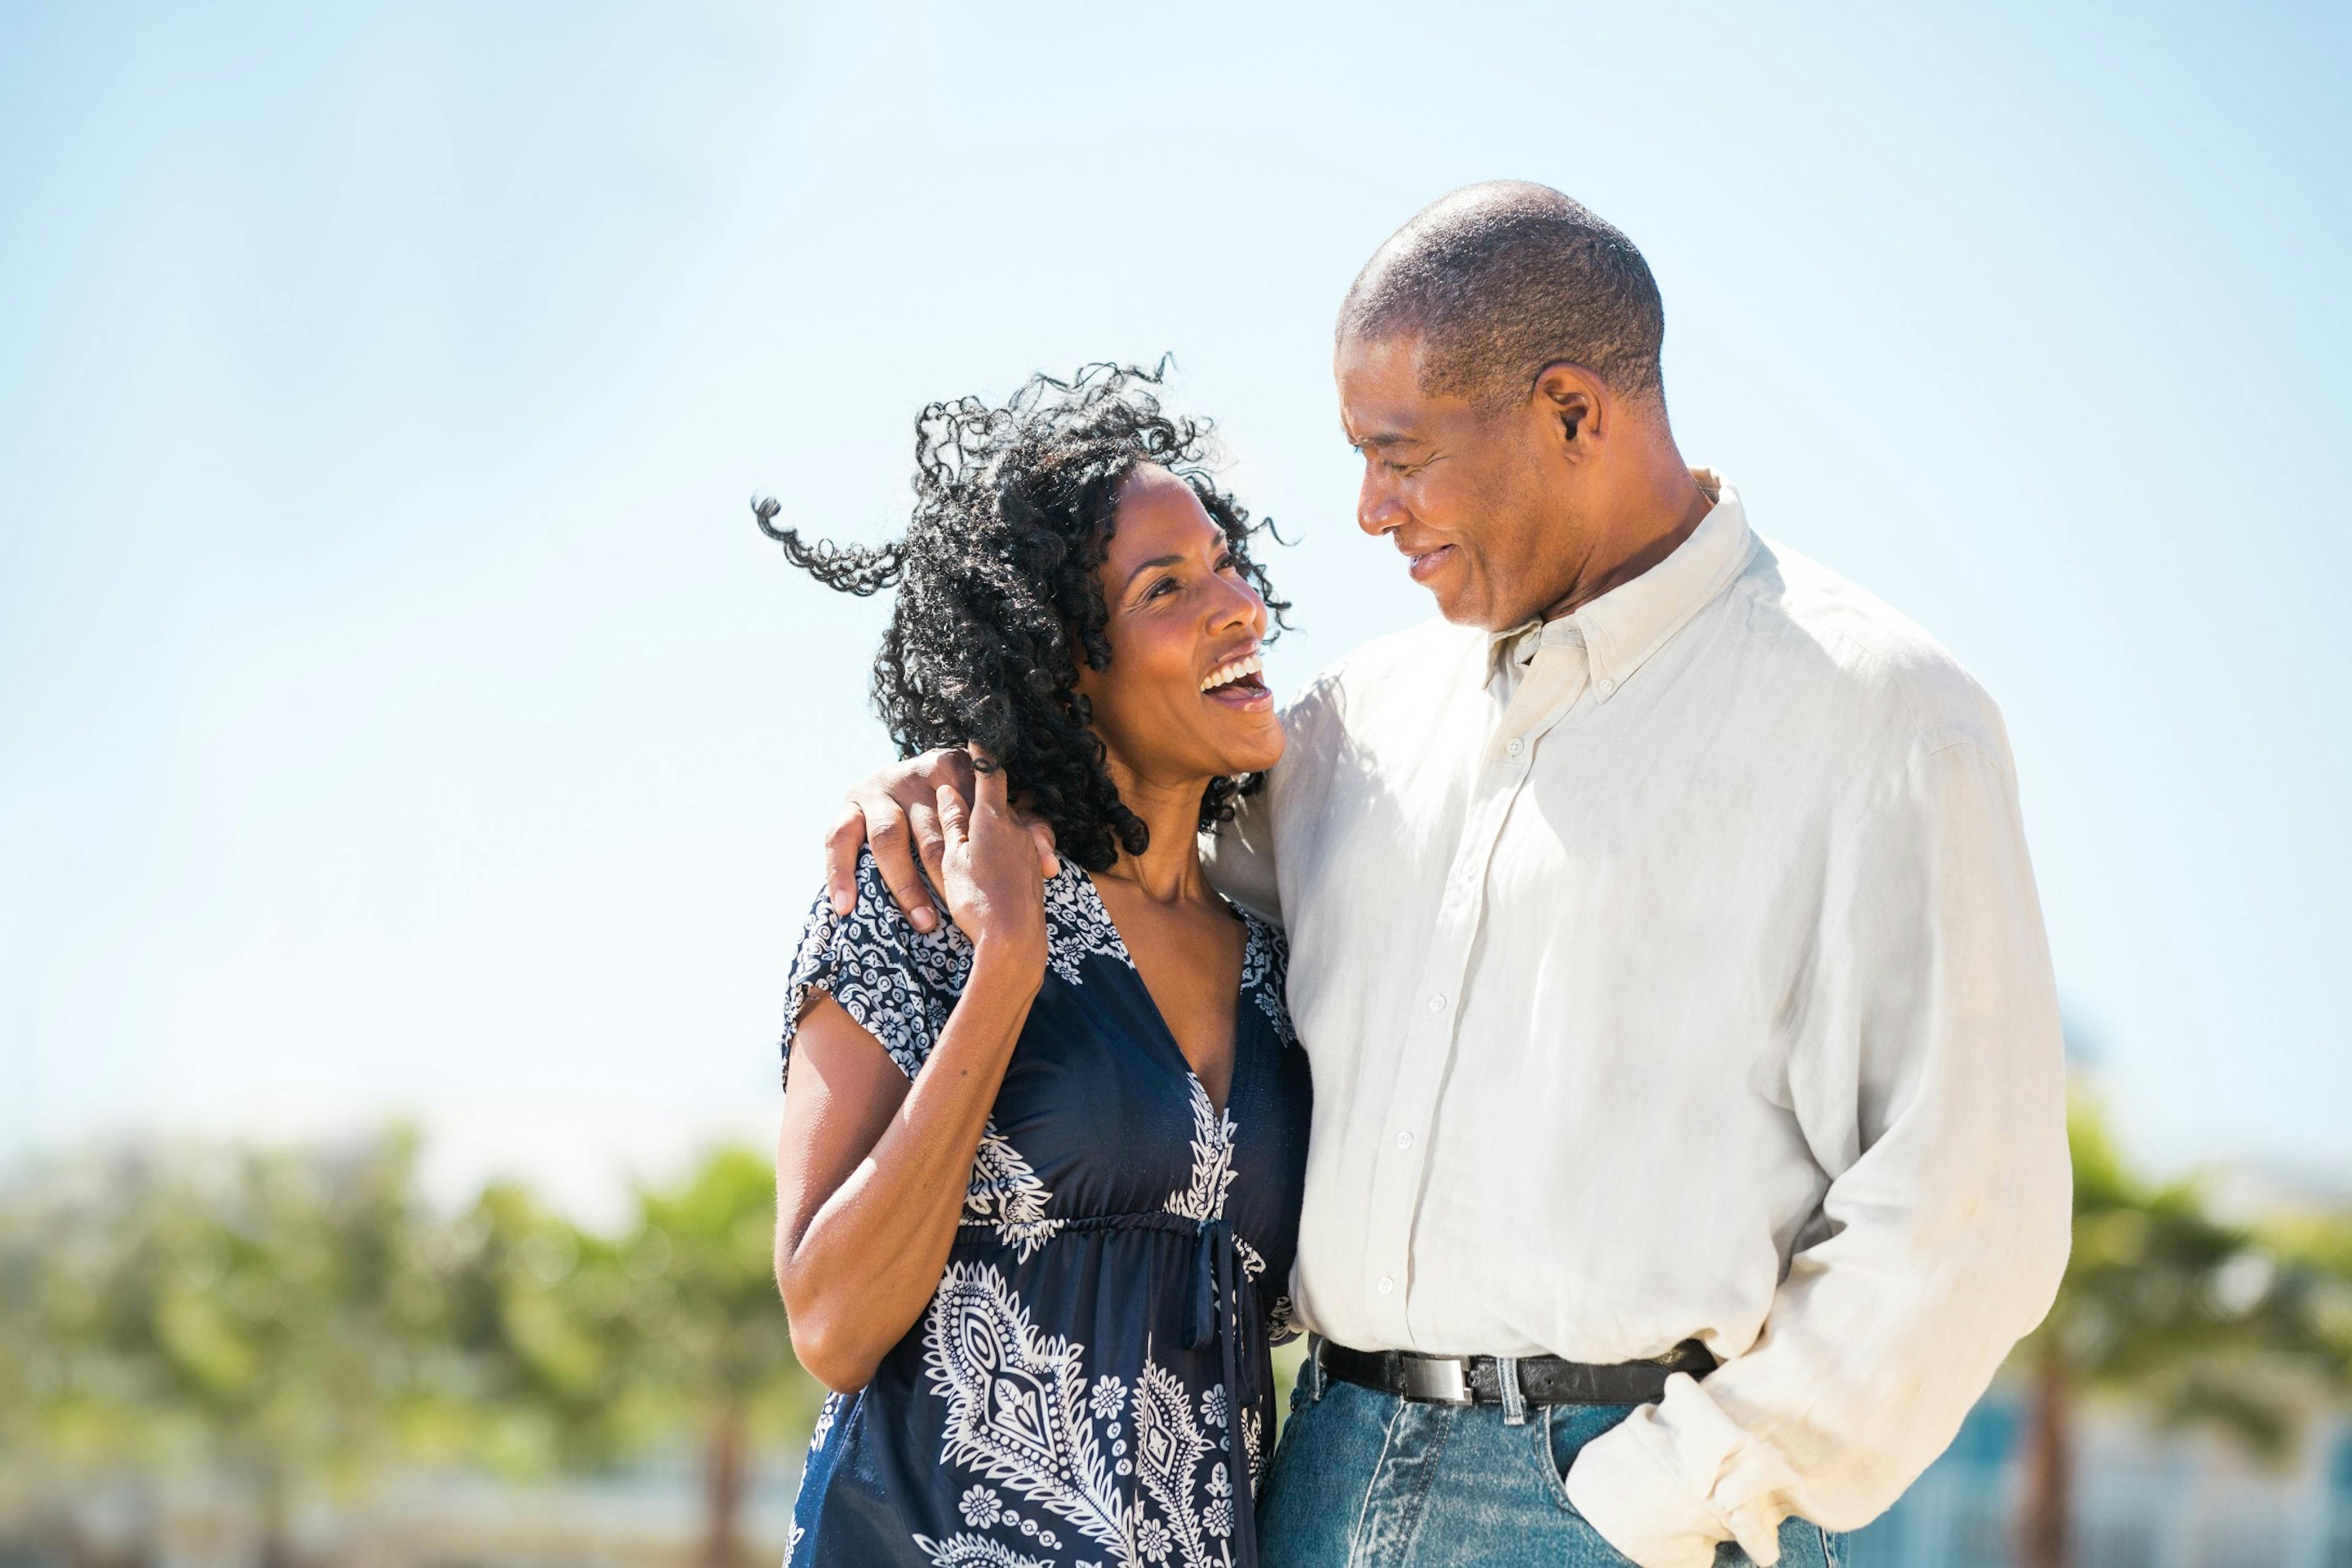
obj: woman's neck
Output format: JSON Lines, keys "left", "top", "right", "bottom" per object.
{"left": 1096, "top": 760, "right": 1214, "bottom": 905}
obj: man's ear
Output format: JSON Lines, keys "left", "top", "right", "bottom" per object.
{"left": 1532, "top": 361, "right": 1606, "bottom": 454}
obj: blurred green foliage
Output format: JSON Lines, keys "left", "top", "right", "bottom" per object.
{"left": 2010, "top": 1095, "right": 2352, "bottom": 1568}
{"left": 1, "top": 1103, "right": 2347, "bottom": 1568}
{"left": 0, "top": 1131, "right": 820, "bottom": 1567}
{"left": 2038, "top": 1098, "right": 2352, "bottom": 1447}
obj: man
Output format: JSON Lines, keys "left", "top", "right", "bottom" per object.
{"left": 826, "top": 182, "right": 2070, "bottom": 1567}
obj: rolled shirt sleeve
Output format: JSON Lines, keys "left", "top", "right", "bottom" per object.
{"left": 1566, "top": 730, "right": 2073, "bottom": 1568}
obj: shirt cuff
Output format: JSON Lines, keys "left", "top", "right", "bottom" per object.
{"left": 1563, "top": 1372, "right": 1800, "bottom": 1568}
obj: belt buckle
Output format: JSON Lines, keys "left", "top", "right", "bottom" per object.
{"left": 1400, "top": 1354, "right": 1473, "bottom": 1405}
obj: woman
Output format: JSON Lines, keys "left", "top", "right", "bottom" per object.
{"left": 762, "top": 364, "right": 1313, "bottom": 1568}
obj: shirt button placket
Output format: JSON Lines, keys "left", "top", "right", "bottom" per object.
{"left": 1374, "top": 997, "right": 1443, "bottom": 1336}
{"left": 1379, "top": 908, "right": 1473, "bottom": 1339}
{"left": 1379, "top": 771, "right": 1511, "bottom": 1345}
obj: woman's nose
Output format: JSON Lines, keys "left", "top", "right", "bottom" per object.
{"left": 1212, "top": 570, "right": 1265, "bottom": 633}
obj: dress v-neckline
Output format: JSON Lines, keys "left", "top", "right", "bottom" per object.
{"left": 1071, "top": 869, "right": 1256, "bottom": 1119}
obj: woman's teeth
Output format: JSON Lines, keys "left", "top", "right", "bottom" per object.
{"left": 1200, "top": 652, "right": 1264, "bottom": 693}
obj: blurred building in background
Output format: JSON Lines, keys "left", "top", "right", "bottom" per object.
{"left": 1855, "top": 1400, "right": 2352, "bottom": 1568}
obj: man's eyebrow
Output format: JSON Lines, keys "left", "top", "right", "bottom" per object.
{"left": 1348, "top": 431, "right": 1419, "bottom": 451}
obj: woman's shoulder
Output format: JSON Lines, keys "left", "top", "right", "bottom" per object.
{"left": 1234, "top": 905, "right": 1298, "bottom": 1049}
{"left": 855, "top": 847, "right": 970, "bottom": 940}
{"left": 815, "top": 849, "right": 978, "bottom": 980}
{"left": 1036, "top": 861, "right": 1129, "bottom": 985}
{"left": 781, "top": 850, "right": 976, "bottom": 1083}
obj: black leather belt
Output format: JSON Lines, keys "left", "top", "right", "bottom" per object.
{"left": 1316, "top": 1336, "right": 1716, "bottom": 1407}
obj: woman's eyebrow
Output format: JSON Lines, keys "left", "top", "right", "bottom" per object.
{"left": 1122, "top": 553, "right": 1186, "bottom": 587}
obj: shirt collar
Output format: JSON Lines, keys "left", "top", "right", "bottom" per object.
{"left": 1486, "top": 470, "right": 1755, "bottom": 701}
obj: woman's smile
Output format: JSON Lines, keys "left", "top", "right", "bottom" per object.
{"left": 1200, "top": 644, "right": 1272, "bottom": 711}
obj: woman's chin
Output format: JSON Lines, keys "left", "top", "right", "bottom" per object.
{"left": 1212, "top": 725, "right": 1286, "bottom": 778}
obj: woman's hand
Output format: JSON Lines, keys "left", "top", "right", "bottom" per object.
{"left": 935, "top": 746, "right": 1049, "bottom": 979}
{"left": 827, "top": 748, "right": 1060, "bottom": 934}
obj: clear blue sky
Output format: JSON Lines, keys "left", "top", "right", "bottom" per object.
{"left": 4, "top": 1, "right": 2346, "bottom": 1218}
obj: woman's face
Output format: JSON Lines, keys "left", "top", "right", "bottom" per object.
{"left": 1074, "top": 465, "right": 1284, "bottom": 796}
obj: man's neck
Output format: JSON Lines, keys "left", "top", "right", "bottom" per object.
{"left": 1536, "top": 454, "right": 1713, "bottom": 624}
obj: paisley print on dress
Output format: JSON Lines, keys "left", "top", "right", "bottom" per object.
{"left": 780, "top": 850, "right": 1311, "bottom": 1567}
{"left": 920, "top": 1263, "right": 1245, "bottom": 1568}
{"left": 1235, "top": 919, "right": 1297, "bottom": 1049}
{"left": 964, "top": 1120, "right": 1065, "bottom": 1261}
{"left": 1162, "top": 1077, "right": 1239, "bottom": 1229}
{"left": 1039, "top": 866, "right": 1133, "bottom": 986}
{"left": 911, "top": 1534, "right": 1057, "bottom": 1568}
{"left": 781, "top": 854, "right": 974, "bottom": 1084}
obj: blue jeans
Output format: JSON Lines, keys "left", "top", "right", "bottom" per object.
{"left": 1259, "top": 1355, "right": 1840, "bottom": 1568}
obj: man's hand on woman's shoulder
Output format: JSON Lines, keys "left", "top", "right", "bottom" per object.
{"left": 826, "top": 747, "right": 1061, "bottom": 933}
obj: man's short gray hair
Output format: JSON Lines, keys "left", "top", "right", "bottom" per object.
{"left": 1339, "top": 181, "right": 1666, "bottom": 417}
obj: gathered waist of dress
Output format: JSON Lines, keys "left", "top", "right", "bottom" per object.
{"left": 956, "top": 1208, "right": 1250, "bottom": 1242}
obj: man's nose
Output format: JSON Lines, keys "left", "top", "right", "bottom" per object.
{"left": 1357, "top": 466, "right": 1404, "bottom": 538}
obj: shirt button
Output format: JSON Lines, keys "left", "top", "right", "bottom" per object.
{"left": 1426, "top": 993, "right": 1447, "bottom": 1012}
{"left": 1597, "top": 677, "right": 1616, "bottom": 697}
{"left": 1378, "top": 1276, "right": 1395, "bottom": 1295}
{"left": 1396, "top": 1131, "right": 1413, "bottom": 1150}
{"left": 1506, "top": 737, "right": 1525, "bottom": 757}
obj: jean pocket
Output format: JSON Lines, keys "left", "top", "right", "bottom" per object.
{"left": 1532, "top": 1406, "right": 1578, "bottom": 1509}
{"left": 1534, "top": 1406, "right": 1652, "bottom": 1567}
{"left": 1535, "top": 1403, "right": 1643, "bottom": 1505}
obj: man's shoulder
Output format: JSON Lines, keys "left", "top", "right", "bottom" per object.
{"left": 1282, "top": 616, "right": 1485, "bottom": 731}
{"left": 1730, "top": 538, "right": 2008, "bottom": 756}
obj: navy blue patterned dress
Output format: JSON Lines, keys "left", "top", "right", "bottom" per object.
{"left": 782, "top": 852, "right": 1312, "bottom": 1568}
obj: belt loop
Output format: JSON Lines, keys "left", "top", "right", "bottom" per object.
{"left": 1497, "top": 1355, "right": 1528, "bottom": 1426}
{"left": 1303, "top": 1334, "right": 1327, "bottom": 1401}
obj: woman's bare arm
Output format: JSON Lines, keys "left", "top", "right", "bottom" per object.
{"left": 774, "top": 761, "right": 1049, "bottom": 1393}
{"left": 773, "top": 961, "right": 1038, "bottom": 1392}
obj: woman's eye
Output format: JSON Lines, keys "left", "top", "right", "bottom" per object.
{"left": 1147, "top": 578, "right": 1178, "bottom": 600}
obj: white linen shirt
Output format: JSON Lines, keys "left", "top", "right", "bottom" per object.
{"left": 1205, "top": 477, "right": 2071, "bottom": 1568}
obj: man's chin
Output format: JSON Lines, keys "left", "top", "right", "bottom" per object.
{"left": 1425, "top": 579, "right": 1499, "bottom": 630}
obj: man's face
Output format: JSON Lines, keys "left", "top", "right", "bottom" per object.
{"left": 1336, "top": 332, "right": 1586, "bottom": 631}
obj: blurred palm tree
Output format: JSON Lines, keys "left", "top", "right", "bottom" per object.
{"left": 2014, "top": 1098, "right": 2350, "bottom": 1568}
{"left": 627, "top": 1147, "right": 818, "bottom": 1568}
{"left": 436, "top": 1178, "right": 650, "bottom": 1474}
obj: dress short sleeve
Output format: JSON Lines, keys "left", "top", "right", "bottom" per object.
{"left": 780, "top": 849, "right": 975, "bottom": 1089}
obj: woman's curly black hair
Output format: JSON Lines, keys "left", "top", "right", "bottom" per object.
{"left": 755, "top": 361, "right": 1290, "bottom": 874}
